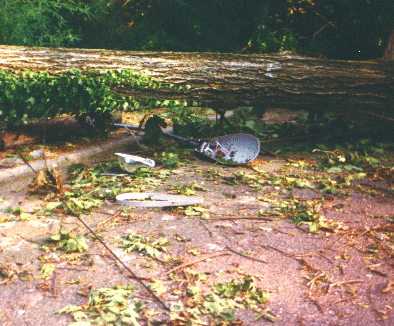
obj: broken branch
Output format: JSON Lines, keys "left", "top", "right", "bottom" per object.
{"left": 161, "top": 252, "right": 230, "bottom": 277}
{"left": 225, "top": 245, "right": 268, "bottom": 264}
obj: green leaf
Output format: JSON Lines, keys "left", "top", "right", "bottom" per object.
{"left": 47, "top": 230, "right": 88, "bottom": 253}
{"left": 118, "top": 233, "right": 167, "bottom": 258}
{"left": 68, "top": 322, "right": 91, "bottom": 326}
{"left": 309, "top": 223, "right": 319, "bottom": 233}
{"left": 39, "top": 263, "right": 55, "bottom": 278}
{"left": 295, "top": 180, "right": 313, "bottom": 188}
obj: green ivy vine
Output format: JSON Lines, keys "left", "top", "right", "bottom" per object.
{"left": 0, "top": 68, "right": 190, "bottom": 129}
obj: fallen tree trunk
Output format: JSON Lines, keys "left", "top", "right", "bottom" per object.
{"left": 0, "top": 45, "right": 393, "bottom": 114}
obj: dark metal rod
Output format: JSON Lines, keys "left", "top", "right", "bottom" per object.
{"left": 112, "top": 123, "right": 199, "bottom": 147}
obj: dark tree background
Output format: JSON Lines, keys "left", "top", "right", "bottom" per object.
{"left": 0, "top": 0, "right": 393, "bottom": 59}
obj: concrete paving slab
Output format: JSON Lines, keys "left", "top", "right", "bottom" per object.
{"left": 0, "top": 135, "right": 142, "bottom": 193}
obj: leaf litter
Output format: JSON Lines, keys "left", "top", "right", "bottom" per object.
{"left": 1, "top": 130, "right": 394, "bottom": 325}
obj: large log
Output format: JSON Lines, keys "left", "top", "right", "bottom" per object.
{"left": 0, "top": 45, "right": 393, "bottom": 114}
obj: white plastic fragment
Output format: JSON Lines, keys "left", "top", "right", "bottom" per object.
{"left": 116, "top": 193, "right": 203, "bottom": 207}
{"left": 115, "top": 153, "right": 155, "bottom": 167}
{"left": 30, "top": 148, "right": 51, "bottom": 159}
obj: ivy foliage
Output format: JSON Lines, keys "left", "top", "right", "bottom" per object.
{"left": 0, "top": 68, "right": 168, "bottom": 126}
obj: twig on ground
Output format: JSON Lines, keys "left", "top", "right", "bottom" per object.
{"left": 298, "top": 317, "right": 307, "bottom": 326}
{"left": 260, "top": 244, "right": 314, "bottom": 260}
{"left": 57, "top": 267, "right": 90, "bottom": 272}
{"left": 18, "top": 153, "right": 38, "bottom": 174}
{"left": 307, "top": 272, "right": 327, "bottom": 290}
{"left": 225, "top": 245, "right": 268, "bottom": 264}
{"left": 317, "top": 251, "right": 335, "bottom": 264}
{"left": 359, "top": 182, "right": 393, "bottom": 193}
{"left": 95, "top": 209, "right": 125, "bottom": 231}
{"left": 373, "top": 224, "right": 394, "bottom": 232}
{"left": 331, "top": 294, "right": 358, "bottom": 305}
{"left": 366, "top": 263, "right": 388, "bottom": 277}
{"left": 333, "top": 240, "right": 353, "bottom": 252}
{"left": 307, "top": 295, "right": 325, "bottom": 314}
{"left": 207, "top": 216, "right": 273, "bottom": 222}
{"left": 17, "top": 234, "right": 44, "bottom": 245}
{"left": 299, "top": 258, "right": 320, "bottom": 273}
{"left": 354, "top": 227, "right": 371, "bottom": 241}
{"left": 60, "top": 199, "right": 170, "bottom": 311}
{"left": 295, "top": 225, "right": 310, "bottom": 233}
{"left": 272, "top": 227, "right": 294, "bottom": 235}
{"left": 260, "top": 146, "right": 283, "bottom": 158}
{"left": 326, "top": 234, "right": 349, "bottom": 250}
{"left": 382, "top": 281, "right": 394, "bottom": 293}
{"left": 161, "top": 252, "right": 230, "bottom": 277}
{"left": 328, "top": 280, "right": 363, "bottom": 293}
{"left": 51, "top": 269, "right": 58, "bottom": 297}
{"left": 260, "top": 244, "right": 293, "bottom": 257}
{"left": 198, "top": 218, "right": 214, "bottom": 237}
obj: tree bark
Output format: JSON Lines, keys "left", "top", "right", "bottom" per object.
{"left": 0, "top": 45, "right": 393, "bottom": 114}
{"left": 383, "top": 29, "right": 394, "bottom": 62}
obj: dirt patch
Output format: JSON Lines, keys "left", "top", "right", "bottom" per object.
{"left": 1, "top": 114, "right": 394, "bottom": 325}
